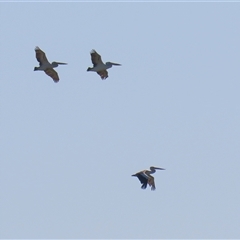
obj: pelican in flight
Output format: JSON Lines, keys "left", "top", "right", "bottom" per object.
{"left": 132, "top": 166, "right": 165, "bottom": 190}
{"left": 34, "top": 46, "right": 67, "bottom": 82}
{"left": 87, "top": 49, "right": 121, "bottom": 80}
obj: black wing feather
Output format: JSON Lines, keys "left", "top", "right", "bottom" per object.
{"left": 136, "top": 174, "right": 148, "bottom": 189}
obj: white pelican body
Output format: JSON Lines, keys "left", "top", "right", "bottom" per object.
{"left": 132, "top": 166, "right": 165, "bottom": 191}
{"left": 87, "top": 49, "right": 121, "bottom": 80}
{"left": 34, "top": 46, "right": 67, "bottom": 82}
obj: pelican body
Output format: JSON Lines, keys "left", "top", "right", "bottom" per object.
{"left": 34, "top": 46, "right": 67, "bottom": 82}
{"left": 132, "top": 166, "right": 165, "bottom": 190}
{"left": 87, "top": 49, "right": 121, "bottom": 80}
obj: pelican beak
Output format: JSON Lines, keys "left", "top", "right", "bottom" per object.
{"left": 56, "top": 62, "right": 67, "bottom": 65}
{"left": 111, "top": 62, "right": 121, "bottom": 66}
{"left": 155, "top": 167, "right": 165, "bottom": 170}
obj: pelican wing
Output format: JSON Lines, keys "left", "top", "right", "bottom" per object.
{"left": 147, "top": 176, "right": 156, "bottom": 191}
{"left": 35, "top": 46, "right": 49, "bottom": 66}
{"left": 97, "top": 70, "right": 108, "bottom": 80}
{"left": 44, "top": 68, "right": 59, "bottom": 82}
{"left": 136, "top": 174, "right": 148, "bottom": 189}
{"left": 132, "top": 171, "right": 149, "bottom": 189}
{"left": 90, "top": 49, "right": 103, "bottom": 66}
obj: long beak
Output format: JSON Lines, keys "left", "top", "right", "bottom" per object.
{"left": 110, "top": 62, "right": 121, "bottom": 66}
{"left": 155, "top": 167, "right": 165, "bottom": 170}
{"left": 56, "top": 62, "right": 67, "bottom": 65}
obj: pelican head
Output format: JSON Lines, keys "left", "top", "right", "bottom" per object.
{"left": 148, "top": 166, "right": 165, "bottom": 174}
{"left": 52, "top": 62, "right": 67, "bottom": 68}
{"left": 106, "top": 62, "right": 121, "bottom": 68}
{"left": 150, "top": 166, "right": 165, "bottom": 171}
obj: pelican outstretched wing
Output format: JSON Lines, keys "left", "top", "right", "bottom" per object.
{"left": 35, "top": 46, "right": 49, "bottom": 66}
{"left": 97, "top": 70, "right": 108, "bottom": 80}
{"left": 44, "top": 68, "right": 59, "bottom": 82}
{"left": 90, "top": 49, "right": 104, "bottom": 67}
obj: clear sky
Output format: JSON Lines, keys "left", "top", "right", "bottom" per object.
{"left": 1, "top": 2, "right": 240, "bottom": 239}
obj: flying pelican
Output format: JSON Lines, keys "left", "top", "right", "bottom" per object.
{"left": 34, "top": 46, "right": 67, "bottom": 82}
{"left": 87, "top": 49, "right": 121, "bottom": 80}
{"left": 132, "top": 166, "right": 165, "bottom": 190}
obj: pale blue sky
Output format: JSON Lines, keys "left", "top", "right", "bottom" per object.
{"left": 1, "top": 2, "right": 240, "bottom": 239}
